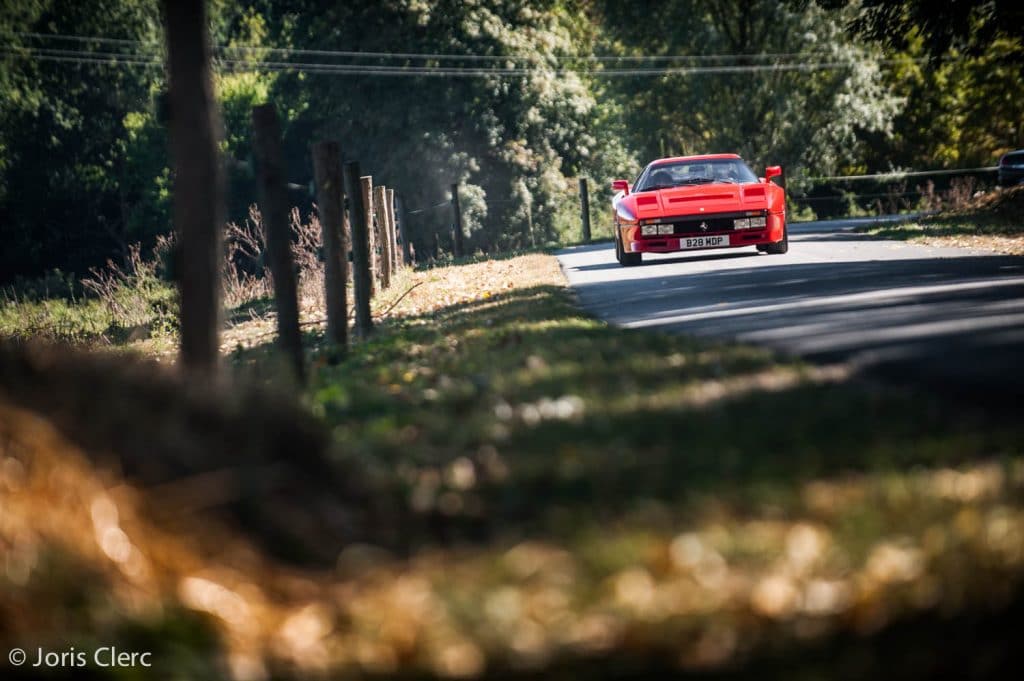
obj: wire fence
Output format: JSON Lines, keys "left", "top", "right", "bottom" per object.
{"left": 804, "top": 166, "right": 998, "bottom": 182}
{"left": 788, "top": 166, "right": 1001, "bottom": 217}
{"left": 405, "top": 200, "right": 449, "bottom": 216}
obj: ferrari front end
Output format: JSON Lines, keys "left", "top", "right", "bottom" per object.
{"left": 612, "top": 154, "right": 789, "bottom": 266}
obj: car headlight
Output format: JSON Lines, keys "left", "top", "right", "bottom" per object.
{"left": 734, "top": 218, "right": 751, "bottom": 229}
{"left": 641, "top": 225, "right": 658, "bottom": 236}
{"left": 749, "top": 216, "right": 766, "bottom": 228}
{"left": 658, "top": 224, "right": 673, "bottom": 235}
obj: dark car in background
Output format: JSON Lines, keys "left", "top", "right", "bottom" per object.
{"left": 999, "top": 149, "right": 1024, "bottom": 186}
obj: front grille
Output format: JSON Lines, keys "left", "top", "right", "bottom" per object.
{"left": 663, "top": 216, "right": 737, "bottom": 235}
{"left": 639, "top": 210, "right": 767, "bottom": 237}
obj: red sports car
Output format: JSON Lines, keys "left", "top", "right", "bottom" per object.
{"left": 611, "top": 154, "right": 788, "bottom": 266}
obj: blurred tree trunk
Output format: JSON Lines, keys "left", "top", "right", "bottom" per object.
{"left": 162, "top": 0, "right": 223, "bottom": 376}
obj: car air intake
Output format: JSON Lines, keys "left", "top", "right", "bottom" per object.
{"left": 663, "top": 216, "right": 736, "bottom": 235}
{"left": 667, "top": 193, "right": 732, "bottom": 203}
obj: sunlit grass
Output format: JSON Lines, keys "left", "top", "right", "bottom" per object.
{"left": 3, "top": 252, "right": 1024, "bottom": 679}
{"left": 859, "top": 184, "right": 1024, "bottom": 254}
{"left": 0, "top": 296, "right": 112, "bottom": 343}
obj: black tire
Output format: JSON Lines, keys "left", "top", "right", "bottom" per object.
{"left": 764, "top": 220, "right": 789, "bottom": 254}
{"left": 621, "top": 250, "right": 642, "bottom": 266}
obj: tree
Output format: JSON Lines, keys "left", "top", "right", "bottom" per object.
{"left": 814, "top": 0, "right": 1024, "bottom": 59}
{"left": 815, "top": 0, "right": 1024, "bottom": 168}
{"left": 599, "top": 0, "right": 902, "bottom": 181}
{"left": 0, "top": 0, "right": 164, "bottom": 281}
{"left": 264, "top": 0, "right": 632, "bottom": 253}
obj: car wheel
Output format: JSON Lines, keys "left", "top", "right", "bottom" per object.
{"left": 615, "top": 230, "right": 641, "bottom": 266}
{"left": 621, "top": 250, "right": 642, "bottom": 266}
{"left": 764, "top": 220, "right": 789, "bottom": 255}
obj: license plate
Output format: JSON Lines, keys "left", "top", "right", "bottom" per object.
{"left": 680, "top": 234, "right": 730, "bottom": 249}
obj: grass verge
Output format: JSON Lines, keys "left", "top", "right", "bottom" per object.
{"left": 858, "top": 185, "right": 1024, "bottom": 254}
{"left": 2, "top": 252, "right": 1024, "bottom": 679}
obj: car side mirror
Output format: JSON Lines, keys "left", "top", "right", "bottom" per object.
{"left": 765, "top": 166, "right": 782, "bottom": 183}
{"left": 611, "top": 179, "right": 630, "bottom": 194}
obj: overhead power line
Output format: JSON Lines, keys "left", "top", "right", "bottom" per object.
{"left": 1, "top": 44, "right": 935, "bottom": 78}
{"left": 12, "top": 30, "right": 937, "bottom": 66}
{"left": 0, "top": 47, "right": 162, "bottom": 68}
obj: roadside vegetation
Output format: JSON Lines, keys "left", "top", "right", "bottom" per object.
{"left": 3, "top": 1, "right": 1023, "bottom": 678}
{"left": 858, "top": 184, "right": 1024, "bottom": 254}
{"left": 3, "top": 252, "right": 1023, "bottom": 679}
{"left": 4, "top": 1, "right": 1023, "bottom": 283}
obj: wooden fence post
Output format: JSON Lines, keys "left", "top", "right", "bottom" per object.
{"left": 451, "top": 182, "right": 464, "bottom": 257}
{"left": 372, "top": 185, "right": 392, "bottom": 290}
{"left": 312, "top": 140, "right": 347, "bottom": 350}
{"left": 396, "top": 194, "right": 412, "bottom": 265}
{"left": 360, "top": 176, "right": 377, "bottom": 296}
{"left": 252, "top": 103, "right": 304, "bottom": 383}
{"left": 527, "top": 200, "right": 535, "bottom": 247}
{"left": 385, "top": 188, "right": 398, "bottom": 271}
{"left": 345, "top": 162, "right": 373, "bottom": 337}
{"left": 579, "top": 177, "right": 592, "bottom": 242}
{"left": 162, "top": 0, "right": 223, "bottom": 377}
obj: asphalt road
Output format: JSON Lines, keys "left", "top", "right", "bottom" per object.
{"left": 557, "top": 216, "right": 1024, "bottom": 399}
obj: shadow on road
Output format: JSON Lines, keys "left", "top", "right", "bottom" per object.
{"left": 573, "top": 250, "right": 760, "bottom": 272}
{"left": 571, "top": 252, "right": 1024, "bottom": 400}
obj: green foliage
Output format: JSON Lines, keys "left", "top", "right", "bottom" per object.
{"left": 268, "top": 0, "right": 633, "bottom": 255}
{"left": 599, "top": 0, "right": 901, "bottom": 180}
{"left": 860, "top": 37, "right": 1024, "bottom": 171}
{"left": 1, "top": 0, "right": 1021, "bottom": 285}
{"left": 0, "top": 0, "right": 164, "bottom": 280}
{"left": 816, "top": 0, "right": 1024, "bottom": 59}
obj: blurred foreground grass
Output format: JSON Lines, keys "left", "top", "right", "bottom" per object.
{"left": 2, "top": 253, "right": 1024, "bottom": 679}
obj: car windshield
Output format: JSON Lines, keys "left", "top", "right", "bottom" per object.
{"left": 635, "top": 159, "right": 759, "bottom": 191}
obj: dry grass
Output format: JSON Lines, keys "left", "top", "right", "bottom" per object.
{"left": 388, "top": 254, "right": 564, "bottom": 316}
{"left": 4, "top": 252, "right": 1024, "bottom": 679}
{"left": 863, "top": 185, "right": 1024, "bottom": 255}
{"left": 221, "top": 252, "right": 562, "bottom": 354}
{"left": 4, "top": 395, "right": 1024, "bottom": 679}
{"left": 911, "top": 233, "right": 1024, "bottom": 256}
{"left": 1, "top": 204, "right": 331, "bottom": 358}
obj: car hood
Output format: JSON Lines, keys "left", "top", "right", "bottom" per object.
{"left": 621, "top": 182, "right": 769, "bottom": 218}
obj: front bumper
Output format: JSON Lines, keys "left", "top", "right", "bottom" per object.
{"left": 620, "top": 211, "right": 785, "bottom": 253}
